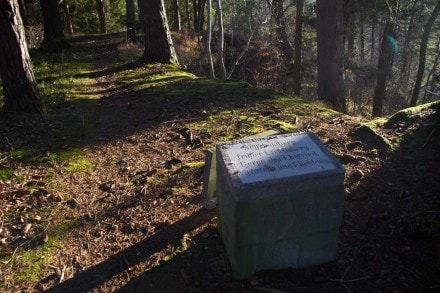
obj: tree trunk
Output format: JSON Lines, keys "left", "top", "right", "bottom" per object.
{"left": 216, "top": 0, "right": 226, "bottom": 78}
{"left": 0, "top": 0, "right": 43, "bottom": 114}
{"left": 96, "top": 0, "right": 107, "bottom": 34}
{"left": 360, "top": 9, "right": 365, "bottom": 61}
{"left": 293, "top": 0, "right": 304, "bottom": 96}
{"left": 423, "top": 39, "right": 440, "bottom": 102}
{"left": 206, "top": 0, "right": 215, "bottom": 78}
{"left": 139, "top": 0, "right": 179, "bottom": 64}
{"left": 40, "top": 0, "right": 65, "bottom": 51}
{"left": 316, "top": 0, "right": 346, "bottom": 112}
{"left": 410, "top": 0, "right": 440, "bottom": 106}
{"left": 172, "top": 0, "right": 181, "bottom": 31}
{"left": 272, "top": 0, "right": 294, "bottom": 62}
{"left": 371, "top": 15, "right": 376, "bottom": 62}
{"left": 399, "top": 1, "right": 418, "bottom": 88}
{"left": 185, "top": 0, "right": 191, "bottom": 30}
{"left": 194, "top": 0, "right": 205, "bottom": 31}
{"left": 126, "top": 0, "right": 136, "bottom": 42}
{"left": 372, "top": 20, "right": 395, "bottom": 117}
{"left": 17, "top": 0, "right": 28, "bottom": 26}
{"left": 61, "top": 0, "right": 74, "bottom": 36}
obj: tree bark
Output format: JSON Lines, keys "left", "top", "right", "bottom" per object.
{"left": 206, "top": 0, "right": 215, "bottom": 78}
{"left": 126, "top": 0, "right": 136, "bottom": 42}
{"left": 61, "top": 0, "right": 74, "bottom": 36}
{"left": 0, "top": 0, "right": 43, "bottom": 114}
{"left": 17, "top": 0, "right": 28, "bottom": 26}
{"left": 272, "top": 0, "right": 294, "bottom": 62}
{"left": 399, "top": 0, "right": 418, "bottom": 88}
{"left": 172, "top": 0, "right": 181, "bottom": 31}
{"left": 40, "top": 0, "right": 65, "bottom": 51}
{"left": 216, "top": 0, "right": 226, "bottom": 78}
{"left": 372, "top": 20, "right": 395, "bottom": 117}
{"left": 293, "top": 0, "right": 304, "bottom": 96}
{"left": 316, "top": 0, "right": 346, "bottom": 112}
{"left": 410, "top": 0, "right": 440, "bottom": 106}
{"left": 95, "top": 0, "right": 107, "bottom": 34}
{"left": 194, "top": 0, "right": 205, "bottom": 31}
{"left": 139, "top": 0, "right": 179, "bottom": 64}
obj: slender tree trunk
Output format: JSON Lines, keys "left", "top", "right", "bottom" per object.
{"left": 371, "top": 15, "right": 376, "bottom": 62}
{"left": 316, "top": 0, "right": 346, "bottom": 112}
{"left": 410, "top": 0, "right": 440, "bottom": 106}
{"left": 360, "top": 9, "right": 365, "bottom": 61}
{"left": 40, "top": 0, "right": 65, "bottom": 51}
{"left": 216, "top": 0, "right": 226, "bottom": 78}
{"left": 61, "top": 0, "right": 74, "bottom": 36}
{"left": 400, "top": 1, "right": 418, "bottom": 87}
{"left": 206, "top": 0, "right": 215, "bottom": 78}
{"left": 172, "top": 0, "right": 181, "bottom": 31}
{"left": 194, "top": 0, "right": 205, "bottom": 31}
{"left": 185, "top": 0, "right": 191, "bottom": 30}
{"left": 0, "top": 0, "right": 43, "bottom": 113}
{"left": 126, "top": 0, "right": 136, "bottom": 42}
{"left": 96, "top": 0, "right": 107, "bottom": 34}
{"left": 372, "top": 20, "right": 395, "bottom": 117}
{"left": 139, "top": 0, "right": 178, "bottom": 64}
{"left": 423, "top": 39, "right": 440, "bottom": 102}
{"left": 293, "top": 0, "right": 303, "bottom": 96}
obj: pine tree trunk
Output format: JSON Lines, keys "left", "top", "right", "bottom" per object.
{"left": 0, "top": 0, "right": 43, "bottom": 113}
{"left": 272, "top": 0, "right": 294, "bottom": 62}
{"left": 293, "top": 0, "right": 304, "bottom": 96}
{"left": 410, "top": 0, "right": 440, "bottom": 106}
{"left": 372, "top": 20, "right": 395, "bottom": 117}
{"left": 40, "top": 0, "right": 65, "bottom": 51}
{"left": 316, "top": 0, "right": 346, "bottom": 112}
{"left": 139, "top": 0, "right": 179, "bottom": 64}
{"left": 96, "top": 0, "right": 107, "bottom": 34}
{"left": 61, "top": 0, "right": 74, "bottom": 36}
{"left": 126, "top": 0, "right": 136, "bottom": 42}
{"left": 172, "top": 0, "right": 181, "bottom": 31}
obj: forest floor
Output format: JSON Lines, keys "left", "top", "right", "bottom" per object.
{"left": 1, "top": 33, "right": 440, "bottom": 292}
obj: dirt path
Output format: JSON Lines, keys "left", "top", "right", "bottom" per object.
{"left": 1, "top": 34, "right": 439, "bottom": 292}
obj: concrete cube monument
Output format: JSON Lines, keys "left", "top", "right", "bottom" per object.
{"left": 216, "top": 132, "right": 345, "bottom": 279}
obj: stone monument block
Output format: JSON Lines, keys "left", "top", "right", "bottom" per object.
{"left": 216, "top": 132, "right": 345, "bottom": 279}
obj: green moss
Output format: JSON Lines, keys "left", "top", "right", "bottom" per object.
{"left": 64, "top": 157, "right": 93, "bottom": 174}
{"left": 15, "top": 247, "right": 52, "bottom": 283}
{"left": 267, "top": 120, "right": 297, "bottom": 132}
{"left": 0, "top": 166, "right": 14, "bottom": 181}
{"left": 352, "top": 118, "right": 394, "bottom": 150}
{"left": 385, "top": 100, "right": 440, "bottom": 128}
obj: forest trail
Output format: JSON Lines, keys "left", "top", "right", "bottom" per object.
{"left": 1, "top": 34, "right": 439, "bottom": 292}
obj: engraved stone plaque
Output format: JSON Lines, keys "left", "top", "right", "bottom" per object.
{"left": 218, "top": 132, "right": 340, "bottom": 185}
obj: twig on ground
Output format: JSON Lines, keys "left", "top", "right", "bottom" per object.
{"left": 421, "top": 128, "right": 436, "bottom": 149}
{"left": 253, "top": 286, "right": 288, "bottom": 293}
{"left": 0, "top": 247, "right": 18, "bottom": 265}
{"left": 329, "top": 276, "right": 372, "bottom": 283}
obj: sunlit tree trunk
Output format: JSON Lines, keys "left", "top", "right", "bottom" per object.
{"left": 216, "top": 0, "right": 226, "bottom": 78}
{"left": 206, "top": 0, "right": 215, "bottom": 78}
{"left": 61, "top": 0, "right": 74, "bottom": 36}
{"left": 0, "top": 0, "right": 43, "bottom": 113}
{"left": 316, "top": 0, "right": 346, "bottom": 112}
{"left": 139, "top": 0, "right": 178, "bottom": 64}
{"left": 40, "top": 0, "right": 65, "bottom": 51}
{"left": 96, "top": 0, "right": 107, "bottom": 34}
{"left": 372, "top": 20, "right": 395, "bottom": 117}
{"left": 126, "top": 0, "right": 136, "bottom": 42}
{"left": 17, "top": 0, "right": 28, "bottom": 26}
{"left": 293, "top": 0, "right": 304, "bottom": 96}
{"left": 411, "top": 0, "right": 440, "bottom": 106}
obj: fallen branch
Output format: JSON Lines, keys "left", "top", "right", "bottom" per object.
{"left": 0, "top": 247, "right": 18, "bottom": 265}
{"left": 329, "top": 276, "right": 372, "bottom": 283}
